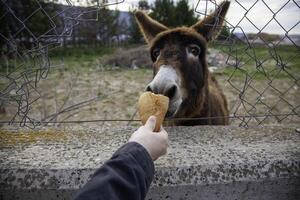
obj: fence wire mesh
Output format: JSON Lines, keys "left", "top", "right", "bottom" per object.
{"left": 0, "top": 0, "right": 299, "bottom": 128}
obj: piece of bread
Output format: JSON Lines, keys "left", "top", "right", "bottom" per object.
{"left": 138, "top": 92, "right": 169, "bottom": 132}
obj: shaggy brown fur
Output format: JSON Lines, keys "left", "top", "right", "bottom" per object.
{"left": 135, "top": 1, "right": 230, "bottom": 125}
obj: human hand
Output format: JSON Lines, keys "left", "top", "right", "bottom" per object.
{"left": 129, "top": 116, "right": 168, "bottom": 161}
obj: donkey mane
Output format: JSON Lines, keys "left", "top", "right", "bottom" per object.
{"left": 135, "top": 1, "right": 230, "bottom": 125}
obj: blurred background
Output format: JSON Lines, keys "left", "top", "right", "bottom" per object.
{"left": 0, "top": 0, "right": 299, "bottom": 128}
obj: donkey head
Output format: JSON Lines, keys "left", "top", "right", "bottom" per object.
{"left": 135, "top": 1, "right": 230, "bottom": 118}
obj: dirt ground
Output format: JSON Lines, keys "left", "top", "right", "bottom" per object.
{"left": 2, "top": 63, "right": 299, "bottom": 127}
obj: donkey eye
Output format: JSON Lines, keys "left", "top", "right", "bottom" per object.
{"left": 152, "top": 48, "right": 160, "bottom": 59}
{"left": 188, "top": 45, "right": 201, "bottom": 56}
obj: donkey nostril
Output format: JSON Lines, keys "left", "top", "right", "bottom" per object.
{"left": 146, "top": 85, "right": 152, "bottom": 92}
{"left": 166, "top": 85, "right": 177, "bottom": 99}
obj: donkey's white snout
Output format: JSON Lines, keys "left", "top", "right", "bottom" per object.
{"left": 146, "top": 65, "right": 183, "bottom": 117}
{"left": 146, "top": 65, "right": 181, "bottom": 100}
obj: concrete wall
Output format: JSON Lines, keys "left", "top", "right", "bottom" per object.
{"left": 0, "top": 125, "right": 300, "bottom": 199}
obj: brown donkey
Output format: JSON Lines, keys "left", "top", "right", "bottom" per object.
{"left": 135, "top": 1, "right": 230, "bottom": 125}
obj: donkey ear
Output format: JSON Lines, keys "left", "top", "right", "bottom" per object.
{"left": 191, "top": 1, "right": 230, "bottom": 42}
{"left": 135, "top": 10, "right": 168, "bottom": 44}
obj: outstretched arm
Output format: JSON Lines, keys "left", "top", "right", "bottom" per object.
{"left": 73, "top": 116, "right": 168, "bottom": 200}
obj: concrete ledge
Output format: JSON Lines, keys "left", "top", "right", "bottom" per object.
{"left": 1, "top": 125, "right": 300, "bottom": 199}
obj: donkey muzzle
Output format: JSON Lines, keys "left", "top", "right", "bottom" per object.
{"left": 145, "top": 65, "right": 182, "bottom": 117}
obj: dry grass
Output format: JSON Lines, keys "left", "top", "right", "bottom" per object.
{"left": 0, "top": 129, "right": 67, "bottom": 148}
{"left": 2, "top": 66, "right": 299, "bottom": 127}
{"left": 1, "top": 45, "right": 299, "bottom": 127}
{"left": 101, "top": 45, "right": 152, "bottom": 69}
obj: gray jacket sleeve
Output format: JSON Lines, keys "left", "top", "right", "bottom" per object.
{"left": 73, "top": 142, "right": 155, "bottom": 200}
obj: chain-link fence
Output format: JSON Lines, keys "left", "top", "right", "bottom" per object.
{"left": 0, "top": 0, "right": 299, "bottom": 128}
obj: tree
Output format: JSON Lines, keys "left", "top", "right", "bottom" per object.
{"left": 0, "top": 0, "right": 58, "bottom": 55}
{"left": 138, "top": 0, "right": 150, "bottom": 10}
{"left": 97, "top": 8, "right": 120, "bottom": 46}
{"left": 129, "top": 0, "right": 198, "bottom": 43}
{"left": 128, "top": 13, "right": 142, "bottom": 43}
{"left": 149, "top": 0, "right": 197, "bottom": 27}
{"left": 128, "top": 0, "right": 150, "bottom": 43}
{"left": 150, "top": 0, "right": 176, "bottom": 27}
{"left": 174, "top": 0, "right": 197, "bottom": 26}
{"left": 217, "top": 25, "right": 231, "bottom": 40}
